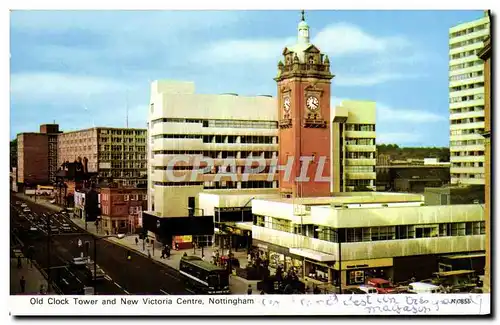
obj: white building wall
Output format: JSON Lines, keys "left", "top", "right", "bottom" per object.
{"left": 449, "top": 15, "right": 490, "bottom": 185}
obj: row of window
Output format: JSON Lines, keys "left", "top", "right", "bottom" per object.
{"left": 449, "top": 70, "right": 483, "bottom": 81}
{"left": 450, "top": 139, "right": 484, "bottom": 146}
{"left": 449, "top": 60, "right": 484, "bottom": 71}
{"left": 450, "top": 117, "right": 485, "bottom": 125}
{"left": 345, "top": 124, "right": 375, "bottom": 132}
{"left": 345, "top": 179, "right": 373, "bottom": 187}
{"left": 449, "top": 24, "right": 488, "bottom": 38}
{"left": 450, "top": 106, "right": 484, "bottom": 114}
{"left": 346, "top": 152, "right": 374, "bottom": 159}
{"left": 254, "top": 215, "right": 485, "bottom": 243}
{"left": 345, "top": 166, "right": 375, "bottom": 173}
{"left": 449, "top": 82, "right": 484, "bottom": 93}
{"left": 449, "top": 36, "right": 488, "bottom": 50}
{"left": 99, "top": 153, "right": 146, "bottom": 161}
{"left": 451, "top": 162, "right": 483, "bottom": 168}
{"left": 153, "top": 150, "right": 276, "bottom": 157}
{"left": 99, "top": 129, "right": 146, "bottom": 136}
{"left": 450, "top": 93, "right": 484, "bottom": 103}
{"left": 450, "top": 150, "right": 484, "bottom": 157}
{"left": 450, "top": 48, "right": 481, "bottom": 60}
{"left": 345, "top": 138, "right": 375, "bottom": 145}
{"left": 451, "top": 173, "right": 485, "bottom": 179}
{"left": 151, "top": 118, "right": 278, "bottom": 130}
{"left": 153, "top": 180, "right": 276, "bottom": 189}
{"left": 450, "top": 128, "right": 485, "bottom": 136}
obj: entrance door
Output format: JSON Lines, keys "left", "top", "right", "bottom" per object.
{"left": 188, "top": 197, "right": 195, "bottom": 216}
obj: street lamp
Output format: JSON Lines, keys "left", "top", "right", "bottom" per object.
{"left": 187, "top": 207, "right": 205, "bottom": 258}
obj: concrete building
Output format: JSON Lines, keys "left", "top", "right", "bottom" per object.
{"left": 331, "top": 100, "right": 376, "bottom": 192}
{"left": 449, "top": 13, "right": 490, "bottom": 185}
{"left": 16, "top": 124, "right": 62, "bottom": 187}
{"left": 147, "top": 80, "right": 279, "bottom": 217}
{"left": 477, "top": 10, "right": 491, "bottom": 293}
{"left": 17, "top": 133, "right": 49, "bottom": 186}
{"left": 145, "top": 80, "right": 279, "bottom": 246}
{"left": 199, "top": 191, "right": 485, "bottom": 287}
{"left": 99, "top": 187, "right": 147, "bottom": 234}
{"left": 376, "top": 164, "right": 451, "bottom": 193}
{"left": 424, "top": 185, "right": 485, "bottom": 206}
{"left": 57, "top": 127, "right": 148, "bottom": 187}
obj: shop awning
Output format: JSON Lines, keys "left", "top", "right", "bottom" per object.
{"left": 289, "top": 248, "right": 336, "bottom": 262}
{"left": 234, "top": 222, "right": 253, "bottom": 231}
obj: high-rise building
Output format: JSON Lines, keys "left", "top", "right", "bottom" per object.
{"left": 331, "top": 100, "right": 376, "bottom": 192}
{"left": 147, "top": 81, "right": 279, "bottom": 218}
{"left": 477, "top": 9, "right": 491, "bottom": 294}
{"left": 449, "top": 13, "right": 490, "bottom": 185}
{"left": 57, "top": 127, "right": 148, "bottom": 187}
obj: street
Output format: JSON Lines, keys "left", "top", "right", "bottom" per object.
{"left": 11, "top": 195, "right": 193, "bottom": 295}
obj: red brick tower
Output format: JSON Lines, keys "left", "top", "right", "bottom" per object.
{"left": 274, "top": 11, "right": 334, "bottom": 198}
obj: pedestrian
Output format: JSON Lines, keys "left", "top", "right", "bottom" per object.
{"left": 247, "top": 285, "right": 253, "bottom": 295}
{"left": 39, "top": 284, "right": 45, "bottom": 295}
{"left": 20, "top": 276, "right": 26, "bottom": 293}
{"left": 135, "top": 237, "right": 138, "bottom": 246}
{"left": 17, "top": 256, "right": 22, "bottom": 269}
{"left": 148, "top": 250, "right": 151, "bottom": 259}
{"left": 260, "top": 290, "right": 265, "bottom": 295}
{"left": 160, "top": 248, "right": 165, "bottom": 259}
{"left": 183, "top": 252, "right": 187, "bottom": 257}
{"left": 166, "top": 248, "right": 171, "bottom": 259}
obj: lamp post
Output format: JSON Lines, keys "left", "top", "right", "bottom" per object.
{"left": 187, "top": 207, "right": 205, "bottom": 258}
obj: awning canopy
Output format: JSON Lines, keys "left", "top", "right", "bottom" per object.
{"left": 289, "top": 248, "right": 336, "bottom": 262}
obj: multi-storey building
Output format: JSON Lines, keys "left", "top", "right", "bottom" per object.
{"left": 57, "top": 127, "right": 148, "bottom": 187}
{"left": 477, "top": 10, "right": 491, "bottom": 294}
{"left": 147, "top": 80, "right": 279, "bottom": 218}
{"left": 331, "top": 100, "right": 376, "bottom": 192}
{"left": 17, "top": 133, "right": 49, "bottom": 186}
{"left": 40, "top": 124, "right": 63, "bottom": 184}
{"left": 99, "top": 187, "right": 147, "bottom": 234}
{"left": 449, "top": 13, "right": 490, "bottom": 185}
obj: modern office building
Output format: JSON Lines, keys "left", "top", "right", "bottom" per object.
{"left": 477, "top": 10, "right": 491, "bottom": 294}
{"left": 449, "top": 13, "right": 490, "bottom": 185}
{"left": 331, "top": 100, "right": 376, "bottom": 192}
{"left": 145, "top": 80, "right": 279, "bottom": 246}
{"left": 57, "top": 127, "right": 148, "bottom": 187}
{"left": 199, "top": 191, "right": 485, "bottom": 287}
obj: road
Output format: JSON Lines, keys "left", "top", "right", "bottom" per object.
{"left": 11, "top": 195, "right": 193, "bottom": 295}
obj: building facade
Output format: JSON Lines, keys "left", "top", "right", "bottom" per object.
{"left": 147, "top": 80, "right": 279, "bottom": 218}
{"left": 57, "top": 127, "right": 148, "bottom": 187}
{"left": 250, "top": 194, "right": 485, "bottom": 287}
{"left": 17, "top": 133, "right": 49, "bottom": 186}
{"left": 332, "top": 100, "right": 377, "bottom": 192}
{"left": 477, "top": 11, "right": 491, "bottom": 293}
{"left": 449, "top": 13, "right": 490, "bottom": 185}
{"left": 275, "top": 12, "right": 332, "bottom": 198}
{"left": 40, "top": 124, "right": 63, "bottom": 184}
{"left": 99, "top": 187, "right": 147, "bottom": 234}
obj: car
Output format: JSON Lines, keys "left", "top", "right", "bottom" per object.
{"left": 50, "top": 199, "right": 56, "bottom": 204}
{"left": 61, "top": 224, "right": 72, "bottom": 232}
{"left": 358, "top": 285, "right": 378, "bottom": 294}
{"left": 50, "top": 226, "right": 59, "bottom": 234}
{"left": 21, "top": 203, "right": 27, "bottom": 208}
{"left": 366, "top": 278, "right": 396, "bottom": 294}
{"left": 85, "top": 262, "right": 106, "bottom": 281}
{"left": 23, "top": 207, "right": 31, "bottom": 212}
{"left": 15, "top": 201, "right": 22, "bottom": 205}
{"left": 342, "top": 288, "right": 367, "bottom": 294}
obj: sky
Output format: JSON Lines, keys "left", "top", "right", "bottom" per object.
{"left": 9, "top": 10, "right": 485, "bottom": 146}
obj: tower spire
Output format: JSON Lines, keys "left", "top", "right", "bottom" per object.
{"left": 301, "top": 10, "right": 305, "bottom": 21}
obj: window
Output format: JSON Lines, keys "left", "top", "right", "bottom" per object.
{"left": 124, "top": 195, "right": 129, "bottom": 201}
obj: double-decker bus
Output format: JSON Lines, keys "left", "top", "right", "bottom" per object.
{"left": 179, "top": 255, "right": 230, "bottom": 294}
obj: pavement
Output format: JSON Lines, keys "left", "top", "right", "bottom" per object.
{"left": 10, "top": 251, "right": 54, "bottom": 295}
{"left": 14, "top": 193, "right": 260, "bottom": 295}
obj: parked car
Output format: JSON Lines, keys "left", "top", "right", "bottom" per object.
{"left": 366, "top": 278, "right": 396, "bottom": 294}
{"left": 21, "top": 203, "right": 27, "bottom": 208}
{"left": 23, "top": 207, "right": 31, "bottom": 212}
{"left": 358, "top": 285, "right": 378, "bottom": 294}
{"left": 407, "top": 282, "right": 443, "bottom": 294}
{"left": 61, "top": 224, "right": 72, "bottom": 232}
{"left": 85, "top": 262, "right": 106, "bottom": 281}
{"left": 50, "top": 226, "right": 59, "bottom": 234}
{"left": 342, "top": 288, "right": 367, "bottom": 294}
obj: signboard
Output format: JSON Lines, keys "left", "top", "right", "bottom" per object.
{"left": 173, "top": 235, "right": 192, "bottom": 243}
{"left": 25, "top": 189, "right": 36, "bottom": 195}
{"left": 137, "top": 211, "right": 143, "bottom": 227}
{"left": 74, "top": 191, "right": 86, "bottom": 210}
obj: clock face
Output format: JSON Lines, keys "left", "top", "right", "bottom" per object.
{"left": 283, "top": 97, "right": 291, "bottom": 112}
{"left": 306, "top": 96, "right": 319, "bottom": 111}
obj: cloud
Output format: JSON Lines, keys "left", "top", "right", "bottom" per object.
{"left": 334, "top": 72, "right": 423, "bottom": 87}
{"left": 314, "top": 22, "right": 411, "bottom": 56}
{"left": 377, "top": 132, "right": 424, "bottom": 145}
{"left": 377, "top": 103, "right": 445, "bottom": 123}
{"left": 10, "top": 72, "right": 130, "bottom": 103}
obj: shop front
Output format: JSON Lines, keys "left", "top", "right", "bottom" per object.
{"left": 341, "top": 258, "right": 394, "bottom": 286}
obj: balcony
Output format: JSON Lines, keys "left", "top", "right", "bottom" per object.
{"left": 345, "top": 172, "right": 376, "bottom": 180}
{"left": 345, "top": 144, "right": 376, "bottom": 152}
{"left": 345, "top": 158, "right": 376, "bottom": 166}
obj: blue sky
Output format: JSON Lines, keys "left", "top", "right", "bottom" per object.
{"left": 10, "top": 10, "right": 485, "bottom": 146}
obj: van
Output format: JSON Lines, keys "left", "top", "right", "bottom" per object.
{"left": 358, "top": 285, "right": 378, "bottom": 294}
{"left": 407, "top": 282, "right": 442, "bottom": 294}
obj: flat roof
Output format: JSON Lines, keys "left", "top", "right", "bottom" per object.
{"left": 442, "top": 253, "right": 485, "bottom": 260}
{"left": 434, "top": 270, "right": 475, "bottom": 277}
{"left": 261, "top": 192, "right": 423, "bottom": 205}
{"left": 289, "top": 248, "right": 336, "bottom": 262}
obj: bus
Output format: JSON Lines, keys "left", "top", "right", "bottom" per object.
{"left": 179, "top": 256, "right": 230, "bottom": 294}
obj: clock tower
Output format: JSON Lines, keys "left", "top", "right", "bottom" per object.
{"left": 274, "top": 11, "right": 334, "bottom": 198}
